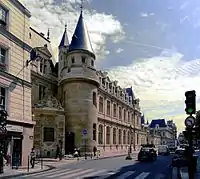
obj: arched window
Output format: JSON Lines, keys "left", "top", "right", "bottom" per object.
{"left": 128, "top": 131, "right": 130, "bottom": 144}
{"left": 98, "top": 125, "right": 103, "bottom": 144}
{"left": 123, "top": 130, "right": 126, "bottom": 144}
{"left": 113, "top": 128, "right": 116, "bottom": 144}
{"left": 106, "top": 126, "right": 110, "bottom": 144}
{"left": 118, "top": 129, "right": 122, "bottom": 144}
{"left": 92, "top": 92, "right": 97, "bottom": 106}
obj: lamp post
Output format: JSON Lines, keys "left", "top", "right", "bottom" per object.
{"left": 126, "top": 125, "right": 134, "bottom": 160}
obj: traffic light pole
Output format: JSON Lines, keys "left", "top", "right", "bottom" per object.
{"left": 187, "top": 127, "right": 195, "bottom": 179}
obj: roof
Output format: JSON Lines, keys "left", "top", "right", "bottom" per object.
{"left": 141, "top": 115, "right": 145, "bottom": 124}
{"left": 59, "top": 25, "right": 69, "bottom": 48}
{"left": 125, "top": 87, "right": 135, "bottom": 98}
{"left": 149, "top": 119, "right": 167, "bottom": 128}
{"left": 68, "top": 11, "right": 95, "bottom": 58}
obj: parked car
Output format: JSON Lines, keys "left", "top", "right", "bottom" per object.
{"left": 172, "top": 148, "right": 187, "bottom": 167}
{"left": 138, "top": 144, "right": 157, "bottom": 161}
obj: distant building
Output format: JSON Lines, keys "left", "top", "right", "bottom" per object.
{"left": 149, "top": 119, "right": 177, "bottom": 149}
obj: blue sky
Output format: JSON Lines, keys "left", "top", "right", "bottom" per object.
{"left": 20, "top": 0, "right": 200, "bottom": 131}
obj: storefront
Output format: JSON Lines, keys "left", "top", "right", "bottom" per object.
{"left": 6, "top": 124, "right": 23, "bottom": 166}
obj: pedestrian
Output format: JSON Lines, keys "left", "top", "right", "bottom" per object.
{"left": 93, "top": 146, "right": 97, "bottom": 157}
{"left": 30, "top": 148, "right": 35, "bottom": 168}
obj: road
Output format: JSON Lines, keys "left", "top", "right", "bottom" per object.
{"left": 12, "top": 155, "right": 172, "bottom": 179}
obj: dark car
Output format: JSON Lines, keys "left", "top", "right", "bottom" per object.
{"left": 138, "top": 145, "right": 157, "bottom": 161}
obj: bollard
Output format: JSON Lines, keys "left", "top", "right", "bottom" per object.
{"left": 27, "top": 156, "right": 29, "bottom": 172}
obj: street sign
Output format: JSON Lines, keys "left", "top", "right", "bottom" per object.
{"left": 82, "top": 129, "right": 88, "bottom": 136}
{"left": 185, "top": 116, "right": 195, "bottom": 128}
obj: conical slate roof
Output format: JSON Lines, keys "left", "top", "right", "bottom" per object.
{"left": 59, "top": 25, "right": 69, "bottom": 48}
{"left": 68, "top": 11, "right": 95, "bottom": 58}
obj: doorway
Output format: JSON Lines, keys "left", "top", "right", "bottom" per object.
{"left": 65, "top": 132, "right": 75, "bottom": 155}
{"left": 12, "top": 138, "right": 22, "bottom": 166}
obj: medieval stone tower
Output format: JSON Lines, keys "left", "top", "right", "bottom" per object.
{"left": 58, "top": 9, "right": 99, "bottom": 154}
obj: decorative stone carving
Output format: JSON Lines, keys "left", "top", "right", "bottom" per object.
{"left": 33, "top": 88, "right": 64, "bottom": 110}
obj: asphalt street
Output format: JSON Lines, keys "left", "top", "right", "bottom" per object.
{"left": 12, "top": 154, "right": 172, "bottom": 179}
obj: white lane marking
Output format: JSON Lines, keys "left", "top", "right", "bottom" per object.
{"left": 24, "top": 169, "right": 65, "bottom": 177}
{"left": 135, "top": 172, "right": 150, "bottom": 179}
{"left": 115, "top": 171, "right": 135, "bottom": 179}
{"left": 47, "top": 168, "right": 84, "bottom": 178}
{"left": 95, "top": 171, "right": 117, "bottom": 179}
{"left": 154, "top": 173, "right": 165, "bottom": 179}
{"left": 76, "top": 169, "right": 107, "bottom": 179}
{"left": 180, "top": 170, "right": 188, "bottom": 179}
{"left": 59, "top": 169, "right": 94, "bottom": 179}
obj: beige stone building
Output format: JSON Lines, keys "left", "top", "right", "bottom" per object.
{"left": 29, "top": 27, "right": 65, "bottom": 157}
{"left": 0, "top": 0, "right": 33, "bottom": 166}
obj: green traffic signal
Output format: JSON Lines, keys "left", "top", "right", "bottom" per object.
{"left": 187, "top": 108, "right": 193, "bottom": 113}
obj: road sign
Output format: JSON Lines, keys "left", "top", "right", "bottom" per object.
{"left": 82, "top": 129, "right": 88, "bottom": 136}
{"left": 185, "top": 116, "right": 195, "bottom": 128}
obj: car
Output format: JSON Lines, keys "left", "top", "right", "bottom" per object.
{"left": 138, "top": 144, "right": 157, "bottom": 161}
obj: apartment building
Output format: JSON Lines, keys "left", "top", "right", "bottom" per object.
{"left": 0, "top": 0, "right": 33, "bottom": 166}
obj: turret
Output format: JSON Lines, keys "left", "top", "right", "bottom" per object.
{"left": 60, "top": 5, "right": 99, "bottom": 155}
{"left": 58, "top": 25, "right": 69, "bottom": 79}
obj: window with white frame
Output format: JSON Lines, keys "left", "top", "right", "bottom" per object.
{"left": 0, "top": 5, "right": 8, "bottom": 27}
{"left": 0, "top": 87, "right": 6, "bottom": 109}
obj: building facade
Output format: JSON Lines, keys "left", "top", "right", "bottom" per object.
{"left": 149, "top": 119, "right": 177, "bottom": 149}
{"left": 0, "top": 0, "right": 34, "bottom": 166}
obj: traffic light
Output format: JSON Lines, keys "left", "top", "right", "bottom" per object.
{"left": 0, "top": 110, "right": 7, "bottom": 127}
{"left": 185, "top": 90, "right": 196, "bottom": 115}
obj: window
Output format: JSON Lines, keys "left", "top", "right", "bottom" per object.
{"left": 93, "top": 123, "right": 96, "bottom": 141}
{"left": 106, "top": 100, "right": 111, "bottom": 115}
{"left": 113, "top": 128, "right": 116, "bottom": 144}
{"left": 43, "top": 127, "right": 55, "bottom": 142}
{"left": 71, "top": 57, "right": 75, "bottom": 63}
{"left": 99, "top": 96, "right": 104, "bottom": 113}
{"left": 113, "top": 104, "right": 117, "bottom": 117}
{"left": 93, "top": 92, "right": 97, "bottom": 106}
{"left": 123, "top": 130, "right": 126, "bottom": 144}
{"left": 0, "top": 87, "right": 6, "bottom": 109}
{"left": 118, "top": 129, "right": 122, "bottom": 144}
{"left": 39, "top": 85, "right": 46, "bottom": 100}
{"left": 124, "top": 109, "right": 126, "bottom": 121}
{"left": 40, "top": 59, "right": 47, "bottom": 74}
{"left": 0, "top": 47, "right": 6, "bottom": 70}
{"left": 98, "top": 125, "right": 103, "bottom": 144}
{"left": 91, "top": 60, "right": 94, "bottom": 66}
{"left": 106, "top": 126, "right": 110, "bottom": 144}
{"left": 119, "top": 107, "right": 122, "bottom": 119}
{"left": 0, "top": 6, "right": 7, "bottom": 27}
{"left": 82, "top": 57, "right": 86, "bottom": 63}
{"left": 128, "top": 112, "right": 130, "bottom": 122}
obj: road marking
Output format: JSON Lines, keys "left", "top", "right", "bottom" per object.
{"left": 95, "top": 171, "right": 117, "bottom": 179}
{"left": 60, "top": 169, "right": 94, "bottom": 179}
{"left": 180, "top": 170, "right": 188, "bottom": 179}
{"left": 154, "top": 173, "right": 165, "bottom": 179}
{"left": 76, "top": 169, "right": 106, "bottom": 179}
{"left": 26, "top": 169, "right": 65, "bottom": 177}
{"left": 135, "top": 172, "right": 150, "bottom": 179}
{"left": 115, "top": 171, "right": 135, "bottom": 179}
{"left": 48, "top": 168, "right": 84, "bottom": 178}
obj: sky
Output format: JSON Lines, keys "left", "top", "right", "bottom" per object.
{"left": 19, "top": 0, "right": 200, "bottom": 132}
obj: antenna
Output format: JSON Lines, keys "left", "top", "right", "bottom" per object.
{"left": 80, "top": 0, "right": 83, "bottom": 12}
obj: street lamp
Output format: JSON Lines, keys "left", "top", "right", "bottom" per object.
{"left": 126, "top": 125, "right": 134, "bottom": 160}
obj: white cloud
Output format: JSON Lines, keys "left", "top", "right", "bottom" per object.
{"left": 116, "top": 48, "right": 124, "bottom": 53}
{"left": 19, "top": 0, "right": 125, "bottom": 60}
{"left": 107, "top": 52, "right": 200, "bottom": 131}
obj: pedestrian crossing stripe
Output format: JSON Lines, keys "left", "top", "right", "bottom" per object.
{"left": 21, "top": 168, "right": 155, "bottom": 179}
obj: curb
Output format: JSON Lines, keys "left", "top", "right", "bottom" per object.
{"left": 0, "top": 165, "right": 55, "bottom": 179}
{"left": 94, "top": 154, "right": 128, "bottom": 160}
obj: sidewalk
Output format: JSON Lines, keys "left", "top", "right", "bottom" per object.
{"left": 0, "top": 164, "right": 51, "bottom": 179}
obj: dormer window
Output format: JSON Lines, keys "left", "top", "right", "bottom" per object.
{"left": 82, "top": 56, "right": 86, "bottom": 63}
{"left": 71, "top": 57, "right": 75, "bottom": 63}
{"left": 0, "top": 6, "right": 8, "bottom": 27}
{"left": 40, "top": 59, "right": 47, "bottom": 74}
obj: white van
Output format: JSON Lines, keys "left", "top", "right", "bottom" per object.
{"left": 158, "top": 145, "right": 170, "bottom": 155}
